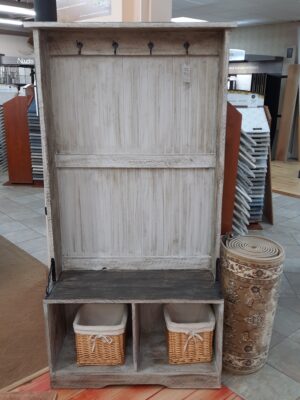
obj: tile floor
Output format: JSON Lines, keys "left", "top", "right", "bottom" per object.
{"left": 1, "top": 172, "right": 300, "bottom": 400}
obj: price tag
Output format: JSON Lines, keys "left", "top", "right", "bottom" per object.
{"left": 182, "top": 64, "right": 191, "bottom": 84}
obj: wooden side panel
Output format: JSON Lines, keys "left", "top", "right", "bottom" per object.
{"left": 214, "top": 30, "right": 230, "bottom": 261}
{"left": 50, "top": 56, "right": 219, "bottom": 155}
{"left": 132, "top": 304, "right": 140, "bottom": 371}
{"left": 57, "top": 168, "right": 214, "bottom": 262}
{"left": 213, "top": 302, "right": 224, "bottom": 381}
{"left": 33, "top": 30, "right": 62, "bottom": 274}
{"left": 3, "top": 96, "right": 33, "bottom": 184}
{"left": 276, "top": 64, "right": 300, "bottom": 161}
{"left": 221, "top": 102, "right": 242, "bottom": 234}
{"left": 44, "top": 303, "right": 67, "bottom": 372}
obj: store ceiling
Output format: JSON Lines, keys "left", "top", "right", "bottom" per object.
{"left": 0, "top": 0, "right": 34, "bottom": 35}
{"left": 0, "top": 0, "right": 299, "bottom": 36}
{"left": 173, "top": 0, "right": 300, "bottom": 25}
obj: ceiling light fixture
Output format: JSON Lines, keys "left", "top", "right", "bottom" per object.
{"left": 171, "top": 17, "right": 208, "bottom": 22}
{"left": 0, "top": 18, "right": 23, "bottom": 25}
{"left": 0, "top": 5, "right": 35, "bottom": 17}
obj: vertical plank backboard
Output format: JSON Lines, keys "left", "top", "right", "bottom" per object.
{"left": 31, "top": 25, "right": 232, "bottom": 276}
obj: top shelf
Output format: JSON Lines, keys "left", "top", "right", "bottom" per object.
{"left": 24, "top": 22, "right": 236, "bottom": 30}
{"left": 46, "top": 269, "right": 222, "bottom": 304}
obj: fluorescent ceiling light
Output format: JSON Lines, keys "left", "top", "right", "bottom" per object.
{"left": 171, "top": 17, "right": 208, "bottom": 22}
{"left": 0, "top": 18, "right": 23, "bottom": 25}
{"left": 0, "top": 5, "right": 35, "bottom": 17}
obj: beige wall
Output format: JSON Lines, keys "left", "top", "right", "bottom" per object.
{"left": 230, "top": 22, "right": 299, "bottom": 57}
{"left": 0, "top": 34, "right": 33, "bottom": 57}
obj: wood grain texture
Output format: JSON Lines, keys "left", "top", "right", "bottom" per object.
{"left": 12, "top": 372, "right": 243, "bottom": 399}
{"left": 47, "top": 30, "right": 222, "bottom": 56}
{"left": 214, "top": 30, "right": 230, "bottom": 265}
{"left": 45, "top": 270, "right": 221, "bottom": 303}
{"left": 31, "top": 25, "right": 231, "bottom": 389}
{"left": 275, "top": 64, "right": 300, "bottom": 161}
{"left": 24, "top": 22, "right": 236, "bottom": 29}
{"left": 3, "top": 96, "right": 33, "bottom": 184}
{"left": 62, "top": 256, "right": 211, "bottom": 271}
{"left": 0, "top": 393, "right": 57, "bottom": 400}
{"left": 57, "top": 169, "right": 214, "bottom": 262}
{"left": 55, "top": 154, "right": 216, "bottom": 169}
{"left": 271, "top": 160, "right": 300, "bottom": 199}
{"left": 33, "top": 30, "right": 61, "bottom": 273}
{"left": 50, "top": 56, "right": 219, "bottom": 155}
{"left": 221, "top": 102, "right": 242, "bottom": 234}
{"left": 132, "top": 304, "right": 140, "bottom": 371}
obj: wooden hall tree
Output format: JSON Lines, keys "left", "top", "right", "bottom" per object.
{"left": 25, "top": 22, "right": 233, "bottom": 389}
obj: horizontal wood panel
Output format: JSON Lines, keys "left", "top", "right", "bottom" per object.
{"left": 45, "top": 270, "right": 221, "bottom": 303}
{"left": 47, "top": 30, "right": 222, "bottom": 56}
{"left": 62, "top": 256, "right": 211, "bottom": 270}
{"left": 50, "top": 56, "right": 219, "bottom": 155}
{"left": 57, "top": 169, "right": 214, "bottom": 260}
{"left": 55, "top": 154, "right": 216, "bottom": 169}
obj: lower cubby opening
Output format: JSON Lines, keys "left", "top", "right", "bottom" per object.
{"left": 137, "top": 303, "right": 218, "bottom": 375}
{"left": 45, "top": 300, "right": 223, "bottom": 388}
{"left": 45, "top": 303, "right": 134, "bottom": 377}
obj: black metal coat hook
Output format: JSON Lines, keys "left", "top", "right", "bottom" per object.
{"left": 76, "top": 40, "right": 83, "bottom": 55}
{"left": 112, "top": 41, "right": 119, "bottom": 55}
{"left": 148, "top": 41, "right": 154, "bottom": 55}
{"left": 183, "top": 41, "right": 190, "bottom": 55}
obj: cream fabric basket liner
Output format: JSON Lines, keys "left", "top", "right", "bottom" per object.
{"left": 164, "top": 304, "right": 215, "bottom": 334}
{"left": 73, "top": 304, "right": 128, "bottom": 336}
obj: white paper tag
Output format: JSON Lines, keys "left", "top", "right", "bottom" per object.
{"left": 182, "top": 64, "right": 191, "bottom": 84}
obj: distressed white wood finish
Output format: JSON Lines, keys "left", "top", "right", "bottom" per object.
{"left": 57, "top": 168, "right": 214, "bottom": 262}
{"left": 55, "top": 154, "right": 216, "bottom": 169}
{"left": 47, "top": 30, "right": 222, "bottom": 56}
{"left": 32, "top": 26, "right": 230, "bottom": 274}
{"left": 31, "top": 23, "right": 231, "bottom": 389}
{"left": 33, "top": 30, "right": 62, "bottom": 273}
{"left": 25, "top": 22, "right": 235, "bottom": 29}
{"left": 62, "top": 256, "right": 211, "bottom": 271}
{"left": 50, "top": 56, "right": 219, "bottom": 155}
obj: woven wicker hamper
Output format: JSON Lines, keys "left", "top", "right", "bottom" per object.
{"left": 221, "top": 235, "right": 285, "bottom": 374}
{"left": 73, "top": 304, "right": 128, "bottom": 366}
{"left": 164, "top": 304, "right": 215, "bottom": 364}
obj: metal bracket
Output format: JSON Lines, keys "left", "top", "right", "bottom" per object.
{"left": 45, "top": 258, "right": 57, "bottom": 297}
{"left": 148, "top": 41, "right": 154, "bottom": 55}
{"left": 183, "top": 41, "right": 190, "bottom": 55}
{"left": 44, "top": 206, "right": 47, "bottom": 216}
{"left": 112, "top": 41, "right": 119, "bottom": 55}
{"left": 76, "top": 40, "right": 83, "bottom": 55}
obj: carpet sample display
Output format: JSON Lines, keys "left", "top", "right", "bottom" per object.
{"left": 0, "top": 236, "right": 48, "bottom": 389}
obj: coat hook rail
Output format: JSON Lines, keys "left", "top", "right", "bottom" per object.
{"left": 76, "top": 40, "right": 83, "bottom": 55}
{"left": 148, "top": 41, "right": 154, "bottom": 55}
{"left": 183, "top": 41, "right": 190, "bottom": 55}
{"left": 112, "top": 41, "right": 119, "bottom": 55}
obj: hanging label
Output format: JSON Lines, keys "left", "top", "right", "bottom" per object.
{"left": 182, "top": 64, "right": 191, "bottom": 84}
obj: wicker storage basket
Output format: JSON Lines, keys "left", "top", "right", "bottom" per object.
{"left": 164, "top": 304, "right": 215, "bottom": 365}
{"left": 73, "top": 304, "right": 128, "bottom": 366}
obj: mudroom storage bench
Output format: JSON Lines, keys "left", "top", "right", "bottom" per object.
{"left": 25, "top": 22, "right": 233, "bottom": 388}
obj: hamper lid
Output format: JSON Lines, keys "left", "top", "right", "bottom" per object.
{"left": 223, "top": 235, "right": 285, "bottom": 262}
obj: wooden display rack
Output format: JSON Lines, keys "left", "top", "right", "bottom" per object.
{"left": 25, "top": 22, "right": 233, "bottom": 389}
